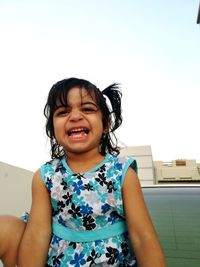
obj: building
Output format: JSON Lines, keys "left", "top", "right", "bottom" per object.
{"left": 154, "top": 159, "right": 200, "bottom": 183}
{"left": 120, "top": 146, "right": 155, "bottom": 185}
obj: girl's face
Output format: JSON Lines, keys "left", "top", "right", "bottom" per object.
{"left": 53, "top": 87, "right": 105, "bottom": 156}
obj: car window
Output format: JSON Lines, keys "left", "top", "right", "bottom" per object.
{"left": 143, "top": 187, "right": 200, "bottom": 267}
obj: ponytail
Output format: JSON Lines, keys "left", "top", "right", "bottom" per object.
{"left": 98, "top": 83, "right": 123, "bottom": 156}
{"left": 102, "top": 83, "right": 122, "bottom": 132}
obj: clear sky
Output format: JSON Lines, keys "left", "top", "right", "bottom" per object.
{"left": 0, "top": 0, "right": 200, "bottom": 171}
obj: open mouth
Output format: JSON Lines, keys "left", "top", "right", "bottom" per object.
{"left": 67, "top": 127, "right": 89, "bottom": 136}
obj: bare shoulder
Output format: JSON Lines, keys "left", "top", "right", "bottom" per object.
{"left": 28, "top": 169, "right": 51, "bottom": 226}
{"left": 122, "top": 167, "right": 142, "bottom": 194}
{"left": 31, "top": 168, "right": 50, "bottom": 202}
{"left": 31, "top": 169, "right": 48, "bottom": 195}
{"left": 32, "top": 169, "right": 43, "bottom": 186}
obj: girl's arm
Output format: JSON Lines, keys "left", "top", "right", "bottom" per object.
{"left": 122, "top": 167, "right": 167, "bottom": 267}
{"left": 18, "top": 169, "right": 52, "bottom": 267}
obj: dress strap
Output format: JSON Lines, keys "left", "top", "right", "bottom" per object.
{"left": 52, "top": 221, "right": 128, "bottom": 242}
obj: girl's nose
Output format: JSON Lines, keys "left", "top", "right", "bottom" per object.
{"left": 69, "top": 110, "right": 83, "bottom": 121}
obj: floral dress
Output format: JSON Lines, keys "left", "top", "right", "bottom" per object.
{"left": 25, "top": 153, "right": 138, "bottom": 266}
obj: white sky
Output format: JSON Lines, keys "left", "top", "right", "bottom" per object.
{"left": 0, "top": 0, "right": 200, "bottom": 171}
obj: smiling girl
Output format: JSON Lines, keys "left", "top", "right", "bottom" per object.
{"left": 1, "top": 78, "right": 166, "bottom": 267}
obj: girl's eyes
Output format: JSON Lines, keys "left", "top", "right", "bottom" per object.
{"left": 57, "top": 111, "right": 67, "bottom": 116}
{"left": 56, "top": 109, "right": 70, "bottom": 116}
{"left": 81, "top": 107, "right": 98, "bottom": 113}
{"left": 55, "top": 106, "right": 98, "bottom": 116}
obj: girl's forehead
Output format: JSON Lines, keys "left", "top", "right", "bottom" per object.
{"left": 67, "top": 87, "right": 96, "bottom": 103}
{"left": 55, "top": 86, "right": 97, "bottom": 107}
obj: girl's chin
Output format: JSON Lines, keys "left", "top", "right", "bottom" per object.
{"left": 64, "top": 145, "right": 99, "bottom": 155}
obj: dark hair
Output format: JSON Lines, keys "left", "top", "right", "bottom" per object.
{"left": 44, "top": 77, "right": 122, "bottom": 159}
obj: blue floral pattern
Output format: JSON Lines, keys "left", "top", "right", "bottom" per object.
{"left": 41, "top": 154, "right": 138, "bottom": 266}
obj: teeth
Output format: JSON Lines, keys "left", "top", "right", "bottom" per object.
{"left": 70, "top": 128, "right": 87, "bottom": 133}
{"left": 68, "top": 128, "right": 89, "bottom": 135}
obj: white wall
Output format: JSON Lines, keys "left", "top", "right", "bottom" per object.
{"left": 0, "top": 161, "right": 33, "bottom": 216}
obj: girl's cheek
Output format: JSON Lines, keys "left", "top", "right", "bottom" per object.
{"left": 54, "top": 118, "right": 63, "bottom": 128}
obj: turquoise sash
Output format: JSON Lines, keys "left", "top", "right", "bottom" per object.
{"left": 52, "top": 220, "right": 128, "bottom": 242}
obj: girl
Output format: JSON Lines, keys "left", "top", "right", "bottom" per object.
{"left": 1, "top": 78, "right": 166, "bottom": 266}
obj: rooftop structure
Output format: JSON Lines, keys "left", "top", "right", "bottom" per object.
{"left": 154, "top": 159, "right": 200, "bottom": 183}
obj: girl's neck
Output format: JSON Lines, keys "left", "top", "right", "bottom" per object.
{"left": 65, "top": 149, "right": 105, "bottom": 173}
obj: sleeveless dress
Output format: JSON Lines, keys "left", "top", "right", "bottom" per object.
{"left": 23, "top": 153, "right": 138, "bottom": 266}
